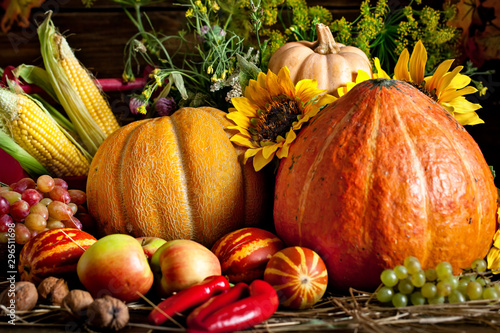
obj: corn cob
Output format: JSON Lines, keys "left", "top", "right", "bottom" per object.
{"left": 56, "top": 34, "right": 120, "bottom": 136}
{"left": 0, "top": 88, "right": 90, "bottom": 177}
{"left": 38, "top": 12, "right": 119, "bottom": 156}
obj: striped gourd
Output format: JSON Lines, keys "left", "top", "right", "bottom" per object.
{"left": 0, "top": 88, "right": 90, "bottom": 177}
{"left": 264, "top": 246, "right": 328, "bottom": 309}
{"left": 38, "top": 12, "right": 119, "bottom": 155}
{"left": 18, "top": 228, "right": 97, "bottom": 284}
{"left": 211, "top": 227, "right": 284, "bottom": 283}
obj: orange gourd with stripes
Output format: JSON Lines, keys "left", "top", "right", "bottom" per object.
{"left": 273, "top": 79, "right": 498, "bottom": 292}
{"left": 211, "top": 227, "right": 284, "bottom": 283}
{"left": 18, "top": 228, "right": 96, "bottom": 284}
{"left": 87, "top": 107, "right": 271, "bottom": 247}
{"left": 264, "top": 246, "right": 328, "bottom": 309}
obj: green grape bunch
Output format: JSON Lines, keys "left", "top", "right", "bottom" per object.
{"left": 377, "top": 256, "right": 499, "bottom": 307}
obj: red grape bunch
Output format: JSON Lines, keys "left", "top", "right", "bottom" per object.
{"left": 0, "top": 175, "right": 94, "bottom": 245}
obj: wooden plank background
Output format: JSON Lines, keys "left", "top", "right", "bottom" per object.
{"left": 1, "top": 0, "right": 499, "bottom": 187}
{"left": 0, "top": 0, "right": 362, "bottom": 78}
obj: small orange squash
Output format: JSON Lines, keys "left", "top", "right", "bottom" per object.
{"left": 86, "top": 107, "right": 271, "bottom": 247}
{"left": 273, "top": 79, "right": 498, "bottom": 292}
{"left": 268, "top": 23, "right": 372, "bottom": 96}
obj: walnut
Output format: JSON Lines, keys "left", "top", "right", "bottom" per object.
{"left": 37, "top": 277, "right": 69, "bottom": 306}
{"left": 86, "top": 295, "right": 129, "bottom": 331}
{"left": 62, "top": 289, "right": 94, "bottom": 318}
{"left": 0, "top": 281, "right": 38, "bottom": 312}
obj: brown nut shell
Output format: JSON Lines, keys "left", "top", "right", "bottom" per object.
{"left": 0, "top": 281, "right": 38, "bottom": 312}
{"left": 86, "top": 295, "right": 129, "bottom": 331}
{"left": 37, "top": 277, "right": 69, "bottom": 306}
{"left": 62, "top": 289, "right": 94, "bottom": 318}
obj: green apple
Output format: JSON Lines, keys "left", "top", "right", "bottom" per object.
{"left": 136, "top": 236, "right": 167, "bottom": 261}
{"left": 151, "top": 239, "right": 221, "bottom": 297}
{"left": 77, "top": 234, "right": 154, "bottom": 302}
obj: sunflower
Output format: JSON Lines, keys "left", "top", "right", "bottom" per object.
{"left": 337, "top": 41, "right": 483, "bottom": 126}
{"left": 487, "top": 207, "right": 500, "bottom": 274}
{"left": 226, "top": 67, "right": 336, "bottom": 171}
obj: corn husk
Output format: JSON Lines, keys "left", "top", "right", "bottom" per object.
{"left": 38, "top": 11, "right": 106, "bottom": 156}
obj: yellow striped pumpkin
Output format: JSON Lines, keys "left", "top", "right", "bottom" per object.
{"left": 87, "top": 107, "right": 272, "bottom": 247}
{"left": 18, "top": 228, "right": 96, "bottom": 284}
{"left": 264, "top": 246, "right": 328, "bottom": 309}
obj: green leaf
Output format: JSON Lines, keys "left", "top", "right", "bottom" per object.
{"left": 170, "top": 72, "right": 188, "bottom": 100}
{"left": 0, "top": 130, "right": 49, "bottom": 178}
{"left": 13, "top": 64, "right": 59, "bottom": 103}
{"left": 237, "top": 54, "right": 262, "bottom": 94}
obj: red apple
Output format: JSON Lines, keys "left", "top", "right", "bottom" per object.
{"left": 77, "top": 234, "right": 154, "bottom": 302}
{"left": 151, "top": 239, "right": 221, "bottom": 297}
{"left": 136, "top": 236, "right": 167, "bottom": 260}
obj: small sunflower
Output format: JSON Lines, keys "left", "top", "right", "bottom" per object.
{"left": 226, "top": 66, "right": 336, "bottom": 171}
{"left": 487, "top": 207, "right": 500, "bottom": 274}
{"left": 338, "top": 41, "right": 484, "bottom": 126}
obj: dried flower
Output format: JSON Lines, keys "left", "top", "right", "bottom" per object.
{"left": 129, "top": 97, "right": 147, "bottom": 115}
{"left": 154, "top": 97, "right": 176, "bottom": 116}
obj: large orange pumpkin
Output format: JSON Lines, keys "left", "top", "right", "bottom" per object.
{"left": 268, "top": 23, "right": 372, "bottom": 96}
{"left": 87, "top": 107, "right": 271, "bottom": 247}
{"left": 273, "top": 79, "right": 498, "bottom": 292}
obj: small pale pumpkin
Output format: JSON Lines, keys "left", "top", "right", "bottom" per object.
{"left": 273, "top": 79, "right": 498, "bottom": 292}
{"left": 86, "top": 107, "right": 271, "bottom": 247}
{"left": 268, "top": 23, "right": 372, "bottom": 96}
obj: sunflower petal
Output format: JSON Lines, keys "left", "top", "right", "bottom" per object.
{"left": 253, "top": 150, "right": 274, "bottom": 171}
{"left": 444, "top": 96, "right": 481, "bottom": 113}
{"left": 454, "top": 111, "right": 484, "bottom": 126}
{"left": 439, "top": 86, "right": 477, "bottom": 104}
{"left": 373, "top": 58, "right": 390, "bottom": 79}
{"left": 266, "top": 69, "right": 282, "bottom": 97}
{"left": 256, "top": 71, "right": 268, "bottom": 89}
{"left": 231, "top": 97, "right": 259, "bottom": 117}
{"left": 356, "top": 69, "right": 372, "bottom": 82}
{"left": 245, "top": 82, "right": 272, "bottom": 108}
{"left": 277, "top": 130, "right": 298, "bottom": 158}
{"left": 437, "top": 66, "right": 463, "bottom": 96}
{"left": 449, "top": 73, "right": 471, "bottom": 90}
{"left": 244, "top": 147, "right": 260, "bottom": 164}
{"left": 296, "top": 79, "right": 326, "bottom": 104}
{"left": 277, "top": 67, "right": 296, "bottom": 97}
{"left": 487, "top": 246, "right": 500, "bottom": 274}
{"left": 227, "top": 124, "right": 252, "bottom": 137}
{"left": 262, "top": 143, "right": 280, "bottom": 159}
{"left": 316, "top": 93, "right": 336, "bottom": 107}
{"left": 409, "top": 41, "right": 427, "bottom": 85}
{"left": 424, "top": 59, "right": 454, "bottom": 92}
{"left": 394, "top": 49, "right": 410, "bottom": 81}
{"left": 226, "top": 111, "right": 252, "bottom": 128}
{"left": 230, "top": 134, "right": 256, "bottom": 148}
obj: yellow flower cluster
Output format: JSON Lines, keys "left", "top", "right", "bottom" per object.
{"left": 338, "top": 41, "right": 484, "bottom": 126}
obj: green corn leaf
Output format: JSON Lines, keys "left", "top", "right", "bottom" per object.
{"left": 0, "top": 130, "right": 49, "bottom": 177}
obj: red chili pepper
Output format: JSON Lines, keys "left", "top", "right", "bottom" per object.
{"left": 148, "top": 275, "right": 230, "bottom": 326}
{"left": 186, "top": 280, "right": 279, "bottom": 333}
{"left": 186, "top": 282, "right": 250, "bottom": 331}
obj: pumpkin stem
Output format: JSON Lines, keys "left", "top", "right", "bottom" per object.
{"left": 314, "top": 23, "right": 341, "bottom": 55}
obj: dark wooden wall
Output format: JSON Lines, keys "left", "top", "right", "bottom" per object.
{"left": 0, "top": 0, "right": 362, "bottom": 78}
